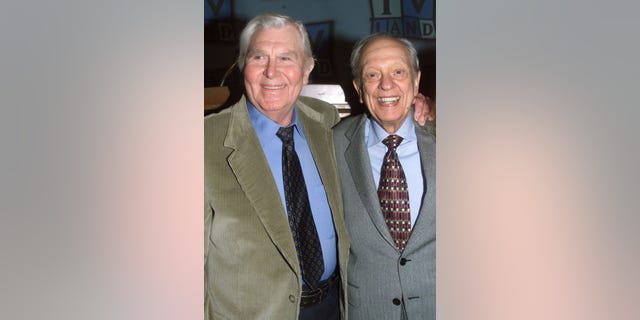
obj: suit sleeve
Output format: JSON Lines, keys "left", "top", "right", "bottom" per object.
{"left": 414, "top": 118, "right": 436, "bottom": 140}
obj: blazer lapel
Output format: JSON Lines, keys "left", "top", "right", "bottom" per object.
{"left": 224, "top": 97, "right": 300, "bottom": 275}
{"left": 296, "top": 98, "right": 351, "bottom": 290}
{"left": 296, "top": 98, "right": 351, "bottom": 312}
{"left": 406, "top": 122, "right": 436, "bottom": 251}
{"left": 344, "top": 115, "right": 397, "bottom": 249}
{"left": 296, "top": 101, "right": 342, "bottom": 224}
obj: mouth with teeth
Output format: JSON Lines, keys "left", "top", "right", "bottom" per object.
{"left": 377, "top": 96, "right": 400, "bottom": 104}
{"left": 263, "top": 84, "right": 286, "bottom": 90}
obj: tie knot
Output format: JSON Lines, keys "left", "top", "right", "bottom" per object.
{"left": 382, "top": 134, "right": 403, "bottom": 150}
{"left": 277, "top": 126, "right": 295, "bottom": 145}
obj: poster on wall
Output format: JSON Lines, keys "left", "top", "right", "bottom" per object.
{"left": 370, "top": 0, "right": 435, "bottom": 39}
{"left": 305, "top": 21, "right": 334, "bottom": 79}
{"left": 204, "top": 0, "right": 237, "bottom": 42}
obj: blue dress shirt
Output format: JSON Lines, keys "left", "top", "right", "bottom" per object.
{"left": 366, "top": 115, "right": 424, "bottom": 228}
{"left": 248, "top": 102, "right": 337, "bottom": 281}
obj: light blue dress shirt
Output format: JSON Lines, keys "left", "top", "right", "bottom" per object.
{"left": 248, "top": 102, "right": 337, "bottom": 281}
{"left": 366, "top": 115, "right": 424, "bottom": 228}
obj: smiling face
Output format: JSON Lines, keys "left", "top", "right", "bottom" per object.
{"left": 243, "top": 25, "right": 313, "bottom": 126}
{"left": 354, "top": 38, "right": 421, "bottom": 133}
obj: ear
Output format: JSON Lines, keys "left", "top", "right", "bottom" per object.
{"left": 352, "top": 80, "right": 363, "bottom": 103}
{"left": 414, "top": 71, "right": 422, "bottom": 91}
{"left": 302, "top": 59, "right": 315, "bottom": 85}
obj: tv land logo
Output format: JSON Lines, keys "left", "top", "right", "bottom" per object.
{"left": 370, "top": 0, "right": 435, "bottom": 39}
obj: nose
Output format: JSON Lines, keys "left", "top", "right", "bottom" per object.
{"left": 263, "top": 59, "right": 276, "bottom": 78}
{"left": 379, "top": 74, "right": 393, "bottom": 90}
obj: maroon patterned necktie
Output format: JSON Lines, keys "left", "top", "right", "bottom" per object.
{"left": 277, "top": 126, "right": 324, "bottom": 289}
{"left": 378, "top": 134, "right": 412, "bottom": 251}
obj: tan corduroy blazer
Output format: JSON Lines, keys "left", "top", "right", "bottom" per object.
{"left": 205, "top": 95, "right": 349, "bottom": 319}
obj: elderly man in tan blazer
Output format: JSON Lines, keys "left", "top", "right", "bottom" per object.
{"left": 205, "top": 13, "right": 349, "bottom": 319}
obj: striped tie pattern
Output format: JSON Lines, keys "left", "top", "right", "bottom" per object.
{"left": 377, "top": 134, "right": 411, "bottom": 251}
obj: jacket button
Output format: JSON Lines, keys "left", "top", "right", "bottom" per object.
{"left": 400, "top": 258, "right": 407, "bottom": 266}
{"left": 289, "top": 295, "right": 295, "bottom": 303}
{"left": 393, "top": 298, "right": 401, "bottom": 305}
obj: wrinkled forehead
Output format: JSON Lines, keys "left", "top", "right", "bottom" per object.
{"left": 250, "top": 25, "right": 304, "bottom": 53}
{"left": 363, "top": 38, "right": 409, "bottom": 59}
{"left": 361, "top": 45, "right": 411, "bottom": 71}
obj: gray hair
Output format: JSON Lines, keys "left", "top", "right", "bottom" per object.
{"left": 237, "top": 13, "right": 314, "bottom": 71}
{"left": 350, "top": 33, "right": 420, "bottom": 88}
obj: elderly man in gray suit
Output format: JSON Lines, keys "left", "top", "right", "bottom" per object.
{"left": 333, "top": 33, "right": 436, "bottom": 320}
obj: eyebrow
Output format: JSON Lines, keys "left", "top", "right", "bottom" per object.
{"left": 247, "top": 49, "right": 265, "bottom": 56}
{"left": 279, "top": 51, "right": 298, "bottom": 57}
{"left": 247, "top": 49, "right": 300, "bottom": 58}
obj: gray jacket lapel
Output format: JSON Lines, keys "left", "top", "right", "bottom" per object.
{"left": 344, "top": 115, "right": 397, "bottom": 248}
{"left": 405, "top": 122, "right": 436, "bottom": 252}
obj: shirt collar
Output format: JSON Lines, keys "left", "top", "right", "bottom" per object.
{"left": 367, "top": 113, "right": 416, "bottom": 148}
{"left": 247, "top": 101, "right": 304, "bottom": 138}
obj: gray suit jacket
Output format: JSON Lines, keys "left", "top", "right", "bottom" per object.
{"left": 334, "top": 114, "right": 435, "bottom": 320}
{"left": 205, "top": 96, "right": 349, "bottom": 319}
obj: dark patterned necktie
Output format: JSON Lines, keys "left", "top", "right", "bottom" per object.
{"left": 378, "top": 134, "right": 412, "bottom": 251}
{"left": 277, "top": 126, "right": 324, "bottom": 289}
